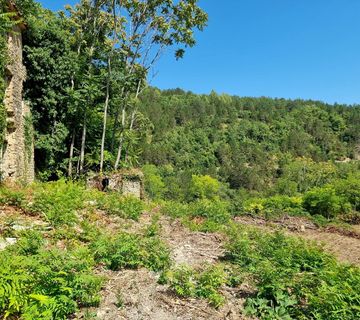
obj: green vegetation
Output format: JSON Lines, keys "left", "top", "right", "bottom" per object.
{"left": 95, "top": 193, "right": 144, "bottom": 220}
{"left": 0, "top": 244, "right": 102, "bottom": 319}
{"left": 0, "top": 0, "right": 360, "bottom": 319}
{"left": 0, "top": 176, "right": 359, "bottom": 319}
{"left": 0, "top": 181, "right": 169, "bottom": 319}
{"left": 91, "top": 232, "right": 170, "bottom": 271}
{"left": 226, "top": 226, "right": 360, "bottom": 320}
{"left": 162, "top": 264, "right": 228, "bottom": 308}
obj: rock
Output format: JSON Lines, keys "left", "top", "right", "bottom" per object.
{"left": 0, "top": 237, "right": 17, "bottom": 251}
{"left": 12, "top": 224, "right": 29, "bottom": 231}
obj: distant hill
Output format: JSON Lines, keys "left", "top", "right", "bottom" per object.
{"left": 138, "top": 88, "right": 360, "bottom": 191}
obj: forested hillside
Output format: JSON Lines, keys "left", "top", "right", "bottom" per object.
{"left": 139, "top": 88, "right": 360, "bottom": 192}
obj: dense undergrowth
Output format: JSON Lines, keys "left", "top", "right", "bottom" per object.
{"left": 148, "top": 162, "right": 360, "bottom": 230}
{"left": 0, "top": 178, "right": 360, "bottom": 319}
{"left": 0, "top": 181, "right": 167, "bottom": 319}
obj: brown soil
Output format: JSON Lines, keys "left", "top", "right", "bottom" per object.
{"left": 82, "top": 213, "right": 251, "bottom": 320}
{"left": 160, "top": 217, "right": 226, "bottom": 267}
{"left": 92, "top": 268, "right": 249, "bottom": 320}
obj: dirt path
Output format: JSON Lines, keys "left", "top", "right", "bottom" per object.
{"left": 235, "top": 216, "right": 360, "bottom": 265}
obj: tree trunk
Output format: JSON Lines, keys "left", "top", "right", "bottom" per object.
{"left": 79, "top": 114, "right": 87, "bottom": 174}
{"left": 114, "top": 107, "right": 126, "bottom": 170}
{"left": 68, "top": 129, "right": 76, "bottom": 177}
{"left": 100, "top": 56, "right": 111, "bottom": 173}
{"left": 124, "top": 110, "right": 136, "bottom": 163}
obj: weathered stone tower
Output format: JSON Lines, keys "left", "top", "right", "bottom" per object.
{"left": 0, "top": 1, "right": 34, "bottom": 183}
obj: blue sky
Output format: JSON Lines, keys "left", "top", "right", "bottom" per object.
{"left": 39, "top": 0, "right": 360, "bottom": 104}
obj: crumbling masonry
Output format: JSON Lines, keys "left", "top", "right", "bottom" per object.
{"left": 1, "top": 4, "right": 34, "bottom": 183}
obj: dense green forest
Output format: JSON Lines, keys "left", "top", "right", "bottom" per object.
{"left": 1, "top": 0, "right": 360, "bottom": 319}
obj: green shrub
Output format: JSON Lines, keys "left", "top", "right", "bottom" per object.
{"left": 97, "top": 193, "right": 144, "bottom": 220}
{"left": 225, "top": 225, "right": 360, "bottom": 320}
{"left": 142, "top": 237, "right": 171, "bottom": 271}
{"left": 0, "top": 247, "right": 102, "bottom": 319}
{"left": 160, "top": 201, "right": 189, "bottom": 218}
{"left": 143, "top": 164, "right": 167, "bottom": 199}
{"left": 190, "top": 199, "right": 231, "bottom": 224}
{"left": 163, "top": 264, "right": 227, "bottom": 308}
{"left": 243, "top": 195, "right": 306, "bottom": 219}
{"left": 0, "top": 187, "right": 26, "bottom": 207}
{"left": 303, "top": 186, "right": 350, "bottom": 219}
{"left": 163, "top": 265, "right": 196, "bottom": 297}
{"left": 91, "top": 233, "right": 143, "bottom": 270}
{"left": 28, "top": 180, "right": 86, "bottom": 226}
{"left": 333, "top": 175, "right": 360, "bottom": 211}
{"left": 91, "top": 232, "right": 170, "bottom": 271}
{"left": 15, "top": 230, "right": 44, "bottom": 255}
{"left": 189, "top": 175, "right": 220, "bottom": 200}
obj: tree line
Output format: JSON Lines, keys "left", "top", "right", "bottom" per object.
{"left": 1, "top": 0, "right": 207, "bottom": 179}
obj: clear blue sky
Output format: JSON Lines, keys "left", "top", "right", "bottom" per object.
{"left": 39, "top": 0, "right": 360, "bottom": 104}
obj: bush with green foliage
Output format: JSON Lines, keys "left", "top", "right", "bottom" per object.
{"left": 303, "top": 186, "right": 350, "bottom": 219}
{"left": 162, "top": 264, "right": 228, "bottom": 308}
{"left": 160, "top": 201, "right": 189, "bottom": 218}
{"left": 143, "top": 164, "right": 167, "bottom": 199}
{"left": 190, "top": 199, "right": 231, "bottom": 224}
{"left": 28, "top": 180, "right": 86, "bottom": 226}
{"left": 0, "top": 187, "right": 26, "bottom": 207}
{"left": 243, "top": 195, "right": 305, "bottom": 219}
{"left": 226, "top": 225, "right": 360, "bottom": 320}
{"left": 96, "top": 193, "right": 144, "bottom": 220}
{"left": 0, "top": 247, "right": 102, "bottom": 320}
{"left": 189, "top": 175, "right": 220, "bottom": 200}
{"left": 332, "top": 174, "right": 360, "bottom": 211}
{"left": 90, "top": 232, "right": 170, "bottom": 271}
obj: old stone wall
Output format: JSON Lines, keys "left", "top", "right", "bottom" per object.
{"left": 87, "top": 170, "right": 145, "bottom": 199}
{"left": 1, "top": 19, "right": 34, "bottom": 183}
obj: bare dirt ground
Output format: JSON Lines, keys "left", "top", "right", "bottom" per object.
{"left": 91, "top": 213, "right": 249, "bottom": 320}
{"left": 235, "top": 216, "right": 360, "bottom": 265}
{"left": 94, "top": 268, "right": 248, "bottom": 320}
{"left": 77, "top": 212, "right": 248, "bottom": 320}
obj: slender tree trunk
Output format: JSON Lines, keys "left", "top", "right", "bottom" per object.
{"left": 111, "top": 107, "right": 120, "bottom": 152}
{"left": 100, "top": 56, "right": 111, "bottom": 173}
{"left": 114, "top": 107, "right": 126, "bottom": 170}
{"left": 80, "top": 114, "right": 87, "bottom": 173}
{"left": 76, "top": 156, "right": 80, "bottom": 176}
{"left": 124, "top": 110, "right": 136, "bottom": 163}
{"left": 111, "top": 90, "right": 128, "bottom": 151}
{"left": 68, "top": 129, "right": 76, "bottom": 177}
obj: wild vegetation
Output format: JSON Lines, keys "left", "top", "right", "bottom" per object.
{"left": 1, "top": 180, "right": 360, "bottom": 319}
{"left": 1, "top": 0, "right": 360, "bottom": 319}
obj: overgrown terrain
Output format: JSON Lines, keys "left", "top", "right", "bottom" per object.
{"left": 0, "top": 180, "right": 359, "bottom": 319}
{"left": 1, "top": 0, "right": 360, "bottom": 319}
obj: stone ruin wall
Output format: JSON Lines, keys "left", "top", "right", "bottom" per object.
{"left": 87, "top": 171, "right": 144, "bottom": 199}
{"left": 1, "top": 19, "right": 34, "bottom": 183}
